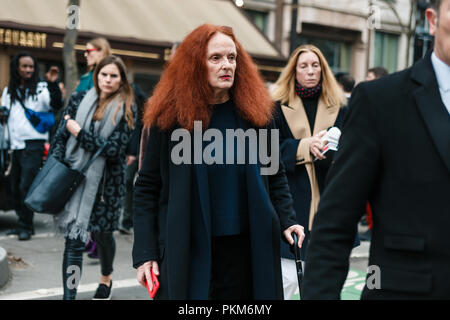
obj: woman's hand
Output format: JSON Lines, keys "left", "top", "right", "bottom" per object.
{"left": 64, "top": 115, "right": 81, "bottom": 137}
{"left": 126, "top": 155, "right": 137, "bottom": 166}
{"left": 137, "top": 260, "right": 159, "bottom": 290}
{"left": 283, "top": 224, "right": 305, "bottom": 248}
{"left": 309, "top": 130, "right": 327, "bottom": 160}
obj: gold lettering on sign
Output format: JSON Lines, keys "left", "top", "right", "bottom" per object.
{"left": 0, "top": 28, "right": 48, "bottom": 48}
{"left": 12, "top": 30, "right": 19, "bottom": 46}
{"left": 40, "top": 33, "right": 47, "bottom": 48}
{"left": 4, "top": 29, "right": 11, "bottom": 44}
{"left": 34, "top": 33, "right": 41, "bottom": 48}
{"left": 27, "top": 32, "right": 34, "bottom": 47}
{"left": 20, "top": 31, "right": 27, "bottom": 46}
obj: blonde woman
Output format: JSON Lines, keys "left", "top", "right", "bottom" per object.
{"left": 76, "top": 37, "right": 112, "bottom": 92}
{"left": 271, "top": 44, "right": 353, "bottom": 299}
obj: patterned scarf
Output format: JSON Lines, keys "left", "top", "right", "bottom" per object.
{"left": 295, "top": 82, "right": 322, "bottom": 99}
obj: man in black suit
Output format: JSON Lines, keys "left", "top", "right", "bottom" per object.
{"left": 302, "top": 0, "right": 450, "bottom": 299}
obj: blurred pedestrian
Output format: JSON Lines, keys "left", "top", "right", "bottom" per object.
{"left": 50, "top": 55, "right": 135, "bottom": 300}
{"left": 132, "top": 24, "right": 305, "bottom": 300}
{"left": 76, "top": 37, "right": 112, "bottom": 92}
{"left": 302, "top": 0, "right": 450, "bottom": 299}
{"left": 366, "top": 66, "right": 388, "bottom": 81}
{"left": 271, "top": 44, "right": 351, "bottom": 299}
{"left": 337, "top": 73, "right": 355, "bottom": 101}
{"left": 1, "top": 52, "right": 62, "bottom": 240}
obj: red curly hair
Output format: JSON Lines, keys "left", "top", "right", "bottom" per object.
{"left": 143, "top": 24, "right": 274, "bottom": 131}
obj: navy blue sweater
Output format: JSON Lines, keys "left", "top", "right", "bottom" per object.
{"left": 206, "top": 99, "right": 249, "bottom": 236}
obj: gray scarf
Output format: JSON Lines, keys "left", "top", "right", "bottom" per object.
{"left": 55, "top": 88, "right": 124, "bottom": 243}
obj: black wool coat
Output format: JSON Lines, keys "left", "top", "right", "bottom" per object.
{"left": 132, "top": 117, "right": 298, "bottom": 300}
{"left": 302, "top": 52, "right": 450, "bottom": 299}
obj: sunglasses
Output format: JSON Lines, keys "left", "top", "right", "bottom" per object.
{"left": 85, "top": 48, "right": 99, "bottom": 54}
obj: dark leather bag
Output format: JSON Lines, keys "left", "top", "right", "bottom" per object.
{"left": 24, "top": 143, "right": 107, "bottom": 215}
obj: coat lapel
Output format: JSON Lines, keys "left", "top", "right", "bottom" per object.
{"left": 168, "top": 135, "right": 211, "bottom": 298}
{"left": 313, "top": 98, "right": 340, "bottom": 135}
{"left": 167, "top": 148, "right": 193, "bottom": 298}
{"left": 194, "top": 162, "right": 212, "bottom": 237}
{"left": 245, "top": 163, "right": 278, "bottom": 299}
{"left": 411, "top": 56, "right": 450, "bottom": 173}
{"left": 281, "top": 96, "right": 311, "bottom": 139}
{"left": 236, "top": 115, "right": 279, "bottom": 298}
{"left": 281, "top": 95, "right": 340, "bottom": 139}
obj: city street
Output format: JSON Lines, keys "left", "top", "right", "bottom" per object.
{"left": 0, "top": 209, "right": 370, "bottom": 300}
{"left": 0, "top": 0, "right": 446, "bottom": 304}
{"left": 0, "top": 209, "right": 147, "bottom": 300}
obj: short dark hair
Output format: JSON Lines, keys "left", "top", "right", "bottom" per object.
{"left": 368, "top": 67, "right": 389, "bottom": 79}
{"left": 338, "top": 74, "right": 355, "bottom": 93}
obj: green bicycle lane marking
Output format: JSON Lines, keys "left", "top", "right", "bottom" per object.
{"left": 341, "top": 268, "right": 367, "bottom": 300}
{"left": 290, "top": 268, "right": 367, "bottom": 300}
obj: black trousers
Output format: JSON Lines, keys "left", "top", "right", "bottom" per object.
{"left": 62, "top": 232, "right": 116, "bottom": 300}
{"left": 10, "top": 140, "right": 44, "bottom": 232}
{"left": 155, "top": 234, "right": 254, "bottom": 300}
{"left": 209, "top": 234, "right": 253, "bottom": 300}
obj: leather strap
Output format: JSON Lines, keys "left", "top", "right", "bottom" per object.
{"left": 80, "top": 142, "right": 107, "bottom": 174}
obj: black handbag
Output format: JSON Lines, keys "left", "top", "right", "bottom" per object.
{"left": 24, "top": 143, "right": 107, "bottom": 214}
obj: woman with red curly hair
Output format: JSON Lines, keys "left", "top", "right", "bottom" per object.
{"left": 132, "top": 24, "right": 305, "bottom": 300}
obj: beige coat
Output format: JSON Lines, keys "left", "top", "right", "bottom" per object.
{"left": 281, "top": 95, "right": 341, "bottom": 230}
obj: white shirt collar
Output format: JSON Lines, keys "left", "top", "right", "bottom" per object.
{"left": 431, "top": 52, "right": 450, "bottom": 92}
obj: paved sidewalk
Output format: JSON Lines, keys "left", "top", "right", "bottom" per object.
{"left": 0, "top": 210, "right": 148, "bottom": 300}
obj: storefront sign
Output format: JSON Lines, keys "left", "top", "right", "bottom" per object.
{"left": 0, "top": 29, "right": 47, "bottom": 48}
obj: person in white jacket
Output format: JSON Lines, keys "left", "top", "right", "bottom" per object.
{"left": 1, "top": 51, "right": 62, "bottom": 240}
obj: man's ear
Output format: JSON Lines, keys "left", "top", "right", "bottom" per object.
{"left": 425, "top": 8, "right": 438, "bottom": 36}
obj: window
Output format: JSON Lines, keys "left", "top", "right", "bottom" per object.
{"left": 297, "top": 37, "right": 352, "bottom": 74}
{"left": 373, "top": 32, "right": 399, "bottom": 73}
{"left": 244, "top": 9, "right": 269, "bottom": 35}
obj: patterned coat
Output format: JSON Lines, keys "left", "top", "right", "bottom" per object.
{"left": 50, "top": 91, "right": 134, "bottom": 232}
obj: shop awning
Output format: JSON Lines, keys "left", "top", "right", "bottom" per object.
{"left": 0, "top": 0, "right": 281, "bottom": 59}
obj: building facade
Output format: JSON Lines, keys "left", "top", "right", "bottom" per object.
{"left": 242, "top": 0, "right": 426, "bottom": 83}
{"left": 0, "top": 0, "right": 287, "bottom": 95}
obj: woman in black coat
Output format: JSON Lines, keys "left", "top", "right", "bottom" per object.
{"left": 51, "top": 56, "right": 135, "bottom": 300}
{"left": 132, "top": 24, "right": 305, "bottom": 300}
{"left": 271, "top": 44, "right": 349, "bottom": 299}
